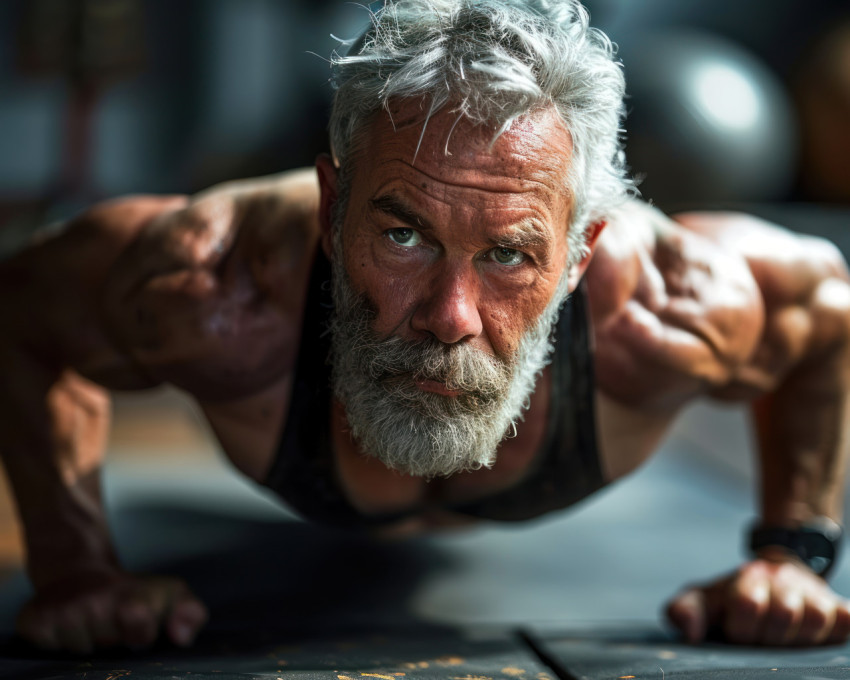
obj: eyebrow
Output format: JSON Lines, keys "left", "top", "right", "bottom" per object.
{"left": 369, "top": 195, "right": 432, "bottom": 230}
{"left": 486, "top": 223, "right": 552, "bottom": 252}
{"left": 369, "top": 193, "right": 553, "bottom": 254}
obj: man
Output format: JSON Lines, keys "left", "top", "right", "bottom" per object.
{"left": 2, "top": 0, "right": 850, "bottom": 655}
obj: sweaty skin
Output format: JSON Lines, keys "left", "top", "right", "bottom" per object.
{"left": 2, "top": 103, "right": 850, "bottom": 652}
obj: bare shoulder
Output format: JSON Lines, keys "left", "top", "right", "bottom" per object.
{"left": 673, "top": 210, "right": 850, "bottom": 399}
{"left": 586, "top": 201, "right": 764, "bottom": 409}
{"left": 1, "top": 194, "right": 190, "bottom": 387}
{"left": 101, "top": 167, "right": 322, "bottom": 400}
{"left": 588, "top": 205, "right": 850, "bottom": 481}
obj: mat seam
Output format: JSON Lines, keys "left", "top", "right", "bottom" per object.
{"left": 517, "top": 628, "right": 581, "bottom": 680}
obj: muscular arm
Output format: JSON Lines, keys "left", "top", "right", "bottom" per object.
{"left": 0, "top": 168, "right": 320, "bottom": 652}
{"left": 1, "top": 195, "right": 186, "bottom": 573}
{"left": 100, "top": 169, "right": 319, "bottom": 477}
{"left": 666, "top": 211, "right": 850, "bottom": 645}
{"left": 590, "top": 202, "right": 766, "bottom": 479}
{"left": 674, "top": 212, "right": 850, "bottom": 528}
{"left": 589, "top": 205, "right": 850, "bottom": 645}
{"left": 0, "top": 195, "right": 202, "bottom": 652}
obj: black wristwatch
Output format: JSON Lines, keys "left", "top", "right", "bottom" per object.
{"left": 748, "top": 517, "right": 843, "bottom": 578}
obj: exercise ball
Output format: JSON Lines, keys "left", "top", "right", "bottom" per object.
{"left": 623, "top": 31, "right": 798, "bottom": 208}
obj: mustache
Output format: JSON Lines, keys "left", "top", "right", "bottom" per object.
{"left": 330, "top": 264, "right": 513, "bottom": 405}
{"left": 357, "top": 333, "right": 512, "bottom": 399}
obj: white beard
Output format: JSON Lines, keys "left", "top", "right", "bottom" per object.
{"left": 328, "top": 238, "right": 571, "bottom": 478}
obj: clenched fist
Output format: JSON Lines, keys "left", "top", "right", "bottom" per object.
{"left": 17, "top": 567, "right": 208, "bottom": 655}
{"left": 666, "top": 555, "right": 850, "bottom": 646}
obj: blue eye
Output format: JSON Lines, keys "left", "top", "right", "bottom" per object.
{"left": 490, "top": 247, "right": 525, "bottom": 266}
{"left": 387, "top": 228, "right": 422, "bottom": 247}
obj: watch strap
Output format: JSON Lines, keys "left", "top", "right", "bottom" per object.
{"left": 748, "top": 517, "right": 842, "bottom": 577}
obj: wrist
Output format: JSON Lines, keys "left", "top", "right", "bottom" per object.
{"left": 27, "top": 550, "right": 121, "bottom": 591}
{"left": 29, "top": 559, "right": 124, "bottom": 595}
{"left": 24, "top": 519, "right": 119, "bottom": 589}
{"left": 748, "top": 516, "right": 842, "bottom": 578}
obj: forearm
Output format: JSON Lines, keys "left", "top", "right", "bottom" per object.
{"left": 1, "top": 342, "right": 118, "bottom": 588}
{"left": 4, "top": 447, "right": 118, "bottom": 588}
{"left": 0, "top": 197, "right": 215, "bottom": 652}
{"left": 753, "top": 332, "right": 850, "bottom": 528}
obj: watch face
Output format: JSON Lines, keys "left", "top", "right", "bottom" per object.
{"left": 800, "top": 531, "right": 836, "bottom": 575}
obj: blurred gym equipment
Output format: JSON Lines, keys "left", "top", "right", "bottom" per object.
{"left": 792, "top": 21, "right": 850, "bottom": 203}
{"left": 624, "top": 31, "right": 797, "bottom": 209}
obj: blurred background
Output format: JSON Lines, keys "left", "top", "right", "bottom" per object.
{"left": 0, "top": 0, "right": 849, "bottom": 235}
{"left": 1, "top": 0, "right": 850, "bottom": 640}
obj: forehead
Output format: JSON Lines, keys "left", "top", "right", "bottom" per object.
{"left": 352, "top": 100, "right": 574, "bottom": 209}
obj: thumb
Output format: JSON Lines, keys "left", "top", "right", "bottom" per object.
{"left": 665, "top": 583, "right": 724, "bottom": 643}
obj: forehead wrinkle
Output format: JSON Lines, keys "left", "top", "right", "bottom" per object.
{"left": 372, "top": 177, "right": 559, "bottom": 235}
{"left": 385, "top": 156, "right": 562, "bottom": 196}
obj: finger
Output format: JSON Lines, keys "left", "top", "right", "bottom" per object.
{"left": 84, "top": 594, "right": 120, "bottom": 649}
{"left": 165, "top": 588, "right": 208, "bottom": 647}
{"left": 16, "top": 605, "right": 60, "bottom": 652}
{"left": 825, "top": 600, "right": 850, "bottom": 645}
{"left": 760, "top": 585, "right": 804, "bottom": 646}
{"left": 53, "top": 607, "right": 94, "bottom": 656}
{"left": 116, "top": 598, "right": 158, "bottom": 649}
{"left": 665, "top": 588, "right": 710, "bottom": 643}
{"left": 139, "top": 576, "right": 174, "bottom": 617}
{"left": 115, "top": 576, "right": 179, "bottom": 649}
{"left": 795, "top": 592, "right": 836, "bottom": 646}
{"left": 724, "top": 566, "right": 770, "bottom": 644}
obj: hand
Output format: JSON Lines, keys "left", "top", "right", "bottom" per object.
{"left": 16, "top": 567, "right": 208, "bottom": 655}
{"left": 665, "top": 555, "right": 850, "bottom": 646}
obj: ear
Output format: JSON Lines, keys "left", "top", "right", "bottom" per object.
{"left": 315, "top": 153, "right": 339, "bottom": 259}
{"left": 567, "top": 220, "right": 606, "bottom": 291}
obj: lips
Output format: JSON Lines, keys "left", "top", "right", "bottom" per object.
{"left": 415, "top": 378, "right": 462, "bottom": 397}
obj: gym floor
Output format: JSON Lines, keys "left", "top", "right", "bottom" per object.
{"left": 1, "top": 206, "right": 849, "bottom": 678}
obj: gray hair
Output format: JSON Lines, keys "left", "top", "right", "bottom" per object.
{"left": 327, "top": 0, "right": 635, "bottom": 253}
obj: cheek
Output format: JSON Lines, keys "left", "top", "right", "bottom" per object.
{"left": 483, "top": 307, "right": 517, "bottom": 353}
{"left": 482, "top": 289, "right": 551, "bottom": 357}
{"left": 344, "top": 245, "right": 421, "bottom": 330}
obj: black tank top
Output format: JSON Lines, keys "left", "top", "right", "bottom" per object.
{"left": 263, "top": 251, "right": 604, "bottom": 527}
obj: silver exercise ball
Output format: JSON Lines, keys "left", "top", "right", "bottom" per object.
{"left": 624, "top": 31, "right": 797, "bottom": 208}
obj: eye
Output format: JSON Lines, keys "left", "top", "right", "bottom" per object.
{"left": 386, "top": 228, "right": 422, "bottom": 248}
{"left": 490, "top": 247, "right": 525, "bottom": 266}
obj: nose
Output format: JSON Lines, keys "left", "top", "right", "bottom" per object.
{"left": 410, "top": 261, "right": 483, "bottom": 344}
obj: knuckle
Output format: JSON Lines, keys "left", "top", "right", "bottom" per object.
{"left": 773, "top": 561, "right": 801, "bottom": 583}
{"left": 729, "top": 591, "right": 765, "bottom": 620}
